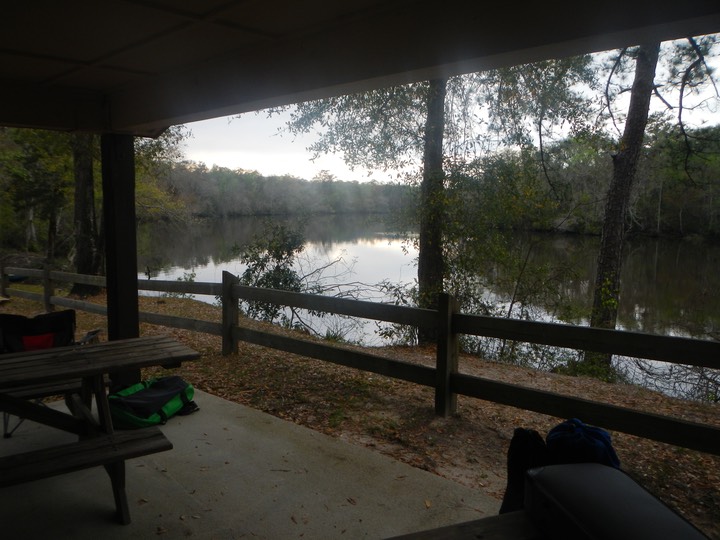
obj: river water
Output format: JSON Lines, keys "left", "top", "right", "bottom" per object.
{"left": 137, "top": 215, "right": 720, "bottom": 343}
{"left": 137, "top": 215, "right": 720, "bottom": 398}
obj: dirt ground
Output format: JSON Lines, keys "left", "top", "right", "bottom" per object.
{"left": 3, "top": 292, "right": 719, "bottom": 538}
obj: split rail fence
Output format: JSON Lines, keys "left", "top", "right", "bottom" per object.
{"left": 2, "top": 265, "right": 719, "bottom": 456}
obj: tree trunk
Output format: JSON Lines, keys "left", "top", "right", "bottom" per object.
{"left": 417, "top": 78, "right": 447, "bottom": 344}
{"left": 588, "top": 43, "right": 660, "bottom": 369}
{"left": 71, "top": 133, "right": 101, "bottom": 295}
{"left": 655, "top": 176, "right": 663, "bottom": 236}
{"left": 45, "top": 204, "right": 57, "bottom": 261}
{"left": 25, "top": 208, "right": 37, "bottom": 251}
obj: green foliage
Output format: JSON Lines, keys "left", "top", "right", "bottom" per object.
{"left": 235, "top": 223, "right": 306, "bottom": 324}
{"left": 554, "top": 356, "right": 620, "bottom": 383}
{"left": 135, "top": 126, "right": 189, "bottom": 167}
{"left": 477, "top": 55, "right": 598, "bottom": 150}
{"left": 540, "top": 133, "right": 615, "bottom": 233}
{"left": 134, "top": 127, "right": 192, "bottom": 222}
{"left": 232, "top": 221, "right": 369, "bottom": 338}
{"left": 238, "top": 223, "right": 305, "bottom": 289}
{"left": 162, "top": 271, "right": 196, "bottom": 299}
{"left": 0, "top": 126, "right": 191, "bottom": 260}
{"left": 374, "top": 280, "right": 419, "bottom": 345}
{"left": 0, "top": 180, "right": 22, "bottom": 249}
{"left": 599, "top": 277, "right": 619, "bottom": 311}
{"left": 633, "top": 123, "right": 720, "bottom": 236}
{"left": 448, "top": 148, "right": 560, "bottom": 232}
{"left": 270, "top": 84, "right": 430, "bottom": 172}
{"left": 0, "top": 128, "right": 73, "bottom": 255}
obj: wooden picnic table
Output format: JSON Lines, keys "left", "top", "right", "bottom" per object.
{"left": 0, "top": 335, "right": 200, "bottom": 524}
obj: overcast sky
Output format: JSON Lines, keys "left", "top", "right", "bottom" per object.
{"left": 182, "top": 45, "right": 719, "bottom": 183}
{"left": 182, "top": 111, "right": 382, "bottom": 182}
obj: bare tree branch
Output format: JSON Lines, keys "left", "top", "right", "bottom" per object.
{"left": 537, "top": 115, "right": 561, "bottom": 200}
{"left": 604, "top": 48, "right": 627, "bottom": 136}
{"left": 688, "top": 37, "right": 720, "bottom": 99}
{"left": 677, "top": 38, "right": 708, "bottom": 184}
{"left": 652, "top": 85, "right": 674, "bottom": 110}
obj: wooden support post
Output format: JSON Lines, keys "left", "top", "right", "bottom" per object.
{"left": 435, "top": 293, "right": 459, "bottom": 416}
{"left": 222, "top": 271, "right": 239, "bottom": 355}
{"left": 101, "top": 134, "right": 140, "bottom": 387}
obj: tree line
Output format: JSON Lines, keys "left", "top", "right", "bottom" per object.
{"left": 166, "top": 121, "right": 720, "bottom": 237}
{"left": 451, "top": 123, "right": 720, "bottom": 238}
{"left": 166, "top": 164, "right": 414, "bottom": 218}
{"left": 4, "top": 122, "right": 716, "bottom": 267}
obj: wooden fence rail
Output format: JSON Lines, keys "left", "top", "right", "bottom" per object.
{"left": 455, "top": 314, "right": 719, "bottom": 369}
{"left": 2, "top": 265, "right": 719, "bottom": 456}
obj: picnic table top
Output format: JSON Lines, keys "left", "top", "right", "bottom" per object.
{"left": 0, "top": 335, "right": 199, "bottom": 391}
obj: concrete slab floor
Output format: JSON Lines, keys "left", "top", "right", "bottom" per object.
{"left": 0, "top": 389, "right": 500, "bottom": 539}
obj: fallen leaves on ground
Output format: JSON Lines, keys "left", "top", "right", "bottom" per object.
{"left": 3, "top": 293, "right": 718, "bottom": 538}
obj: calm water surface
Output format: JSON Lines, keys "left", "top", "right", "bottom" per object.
{"left": 137, "top": 215, "right": 720, "bottom": 344}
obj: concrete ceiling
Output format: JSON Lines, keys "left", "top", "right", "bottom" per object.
{"left": 2, "top": 0, "right": 720, "bottom": 137}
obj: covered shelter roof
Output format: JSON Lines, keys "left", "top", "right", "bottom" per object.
{"left": 3, "top": 1, "right": 720, "bottom": 137}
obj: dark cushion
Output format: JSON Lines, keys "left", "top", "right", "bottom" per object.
{"left": 525, "top": 463, "right": 707, "bottom": 540}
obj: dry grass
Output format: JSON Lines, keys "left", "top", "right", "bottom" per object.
{"left": 3, "top": 291, "right": 719, "bottom": 538}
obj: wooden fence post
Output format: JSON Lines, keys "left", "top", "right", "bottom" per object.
{"left": 42, "top": 264, "right": 54, "bottom": 312}
{"left": 435, "top": 292, "right": 459, "bottom": 416}
{"left": 222, "top": 271, "right": 239, "bottom": 355}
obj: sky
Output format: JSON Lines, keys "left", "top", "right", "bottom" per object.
{"left": 181, "top": 110, "right": 381, "bottom": 182}
{"left": 182, "top": 42, "right": 720, "bottom": 183}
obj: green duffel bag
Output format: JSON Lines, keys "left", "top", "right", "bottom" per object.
{"left": 108, "top": 375, "right": 199, "bottom": 429}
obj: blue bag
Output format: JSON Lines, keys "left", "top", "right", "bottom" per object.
{"left": 546, "top": 418, "right": 620, "bottom": 469}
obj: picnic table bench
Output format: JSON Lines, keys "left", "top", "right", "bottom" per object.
{"left": 0, "top": 335, "right": 199, "bottom": 524}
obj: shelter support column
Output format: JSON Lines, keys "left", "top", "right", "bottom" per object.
{"left": 101, "top": 134, "right": 140, "bottom": 386}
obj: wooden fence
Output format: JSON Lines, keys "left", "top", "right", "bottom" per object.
{"left": 2, "top": 265, "right": 720, "bottom": 456}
